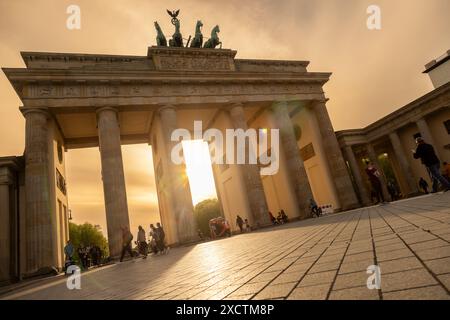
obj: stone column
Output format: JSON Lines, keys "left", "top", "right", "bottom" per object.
{"left": 366, "top": 143, "right": 390, "bottom": 201}
{"left": 343, "top": 146, "right": 371, "bottom": 206}
{"left": 228, "top": 103, "right": 271, "bottom": 227}
{"left": 96, "top": 107, "right": 130, "bottom": 258}
{"left": 416, "top": 118, "right": 441, "bottom": 159}
{"left": 272, "top": 101, "right": 313, "bottom": 218}
{"left": 0, "top": 178, "right": 11, "bottom": 282}
{"left": 389, "top": 131, "right": 419, "bottom": 195}
{"left": 159, "top": 105, "right": 197, "bottom": 243}
{"left": 23, "top": 109, "right": 53, "bottom": 274}
{"left": 311, "top": 101, "right": 359, "bottom": 210}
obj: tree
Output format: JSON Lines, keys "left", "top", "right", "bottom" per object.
{"left": 194, "top": 198, "right": 222, "bottom": 238}
{"left": 69, "top": 222, "right": 109, "bottom": 264}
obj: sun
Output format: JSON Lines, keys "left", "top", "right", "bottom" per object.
{"left": 182, "top": 140, "right": 218, "bottom": 205}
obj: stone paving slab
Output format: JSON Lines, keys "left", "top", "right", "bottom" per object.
{"left": 1, "top": 192, "right": 449, "bottom": 300}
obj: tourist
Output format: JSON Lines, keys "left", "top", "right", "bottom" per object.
{"left": 310, "top": 198, "right": 321, "bottom": 217}
{"left": 149, "top": 224, "right": 160, "bottom": 254}
{"left": 119, "top": 226, "right": 134, "bottom": 262}
{"left": 419, "top": 177, "right": 429, "bottom": 194}
{"left": 137, "top": 225, "right": 148, "bottom": 259}
{"left": 365, "top": 161, "right": 386, "bottom": 204}
{"left": 387, "top": 180, "right": 399, "bottom": 201}
{"left": 197, "top": 229, "right": 205, "bottom": 240}
{"left": 77, "top": 244, "right": 87, "bottom": 269}
{"left": 64, "top": 240, "right": 74, "bottom": 262}
{"left": 280, "top": 210, "right": 288, "bottom": 223}
{"left": 412, "top": 137, "right": 450, "bottom": 192}
{"left": 156, "top": 223, "right": 169, "bottom": 254}
{"left": 209, "top": 220, "right": 217, "bottom": 239}
{"left": 276, "top": 211, "right": 284, "bottom": 224}
{"left": 236, "top": 215, "right": 244, "bottom": 233}
{"left": 244, "top": 219, "right": 251, "bottom": 232}
{"left": 89, "top": 244, "right": 98, "bottom": 266}
{"left": 268, "top": 211, "right": 277, "bottom": 225}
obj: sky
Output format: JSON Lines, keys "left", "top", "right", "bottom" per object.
{"left": 0, "top": 0, "right": 449, "bottom": 236}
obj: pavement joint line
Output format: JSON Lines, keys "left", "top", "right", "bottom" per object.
{"left": 220, "top": 221, "right": 337, "bottom": 300}
{"left": 325, "top": 210, "right": 364, "bottom": 300}
{"left": 278, "top": 213, "right": 360, "bottom": 300}
{"left": 392, "top": 203, "right": 450, "bottom": 224}
{"left": 368, "top": 208, "right": 383, "bottom": 300}
{"left": 374, "top": 206, "right": 450, "bottom": 296}
{"left": 240, "top": 218, "right": 344, "bottom": 299}
{"left": 0, "top": 263, "right": 118, "bottom": 300}
{"left": 172, "top": 221, "right": 333, "bottom": 300}
{"left": 381, "top": 204, "right": 450, "bottom": 245}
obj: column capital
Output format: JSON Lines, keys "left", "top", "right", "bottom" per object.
{"left": 226, "top": 102, "right": 245, "bottom": 115}
{"left": 95, "top": 106, "right": 119, "bottom": 116}
{"left": 157, "top": 104, "right": 176, "bottom": 114}
{"left": 21, "top": 108, "right": 50, "bottom": 119}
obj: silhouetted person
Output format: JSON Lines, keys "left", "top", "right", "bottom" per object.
{"left": 77, "top": 244, "right": 88, "bottom": 269}
{"left": 280, "top": 210, "right": 288, "bottom": 223}
{"left": 156, "top": 223, "right": 169, "bottom": 254}
{"left": 120, "top": 226, "right": 134, "bottom": 262}
{"left": 268, "top": 211, "right": 277, "bottom": 225}
{"left": 236, "top": 215, "right": 244, "bottom": 232}
{"left": 310, "top": 198, "right": 321, "bottom": 217}
{"left": 387, "top": 181, "right": 399, "bottom": 201}
{"left": 64, "top": 240, "right": 74, "bottom": 262}
{"left": 419, "top": 177, "right": 429, "bottom": 194}
{"left": 365, "top": 161, "right": 386, "bottom": 204}
{"left": 137, "top": 225, "right": 148, "bottom": 258}
{"left": 244, "top": 219, "right": 251, "bottom": 232}
{"left": 413, "top": 137, "right": 450, "bottom": 192}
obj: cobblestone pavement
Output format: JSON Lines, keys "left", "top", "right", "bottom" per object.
{"left": 3, "top": 193, "right": 450, "bottom": 300}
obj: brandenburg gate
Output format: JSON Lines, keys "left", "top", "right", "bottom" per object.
{"left": 2, "top": 45, "right": 359, "bottom": 278}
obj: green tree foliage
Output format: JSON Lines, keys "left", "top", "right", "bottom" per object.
{"left": 194, "top": 198, "right": 222, "bottom": 237}
{"left": 69, "top": 222, "right": 109, "bottom": 263}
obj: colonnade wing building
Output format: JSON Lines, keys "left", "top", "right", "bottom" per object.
{"left": 337, "top": 50, "right": 450, "bottom": 205}
{"left": 1, "top": 46, "right": 448, "bottom": 285}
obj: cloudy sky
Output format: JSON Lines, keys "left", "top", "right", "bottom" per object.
{"left": 0, "top": 0, "right": 449, "bottom": 236}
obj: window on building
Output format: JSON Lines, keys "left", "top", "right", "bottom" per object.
{"left": 444, "top": 120, "right": 450, "bottom": 134}
{"left": 56, "top": 169, "right": 66, "bottom": 195}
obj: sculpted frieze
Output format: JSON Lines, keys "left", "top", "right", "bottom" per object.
{"left": 28, "top": 82, "right": 323, "bottom": 99}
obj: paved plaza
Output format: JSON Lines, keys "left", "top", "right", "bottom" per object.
{"left": 2, "top": 193, "right": 450, "bottom": 300}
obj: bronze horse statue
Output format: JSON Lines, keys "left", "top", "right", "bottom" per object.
{"left": 190, "top": 20, "right": 203, "bottom": 48}
{"left": 204, "top": 25, "right": 221, "bottom": 49}
{"left": 154, "top": 21, "right": 167, "bottom": 47}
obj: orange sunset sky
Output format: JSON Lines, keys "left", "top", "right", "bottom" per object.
{"left": 0, "top": 0, "right": 449, "bottom": 236}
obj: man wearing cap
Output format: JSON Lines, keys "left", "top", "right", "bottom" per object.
{"left": 413, "top": 137, "right": 450, "bottom": 192}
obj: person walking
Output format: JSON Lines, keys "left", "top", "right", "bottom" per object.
{"left": 268, "top": 211, "right": 277, "bottom": 225}
{"left": 418, "top": 177, "right": 429, "bottom": 194}
{"left": 365, "top": 161, "right": 386, "bottom": 204}
{"left": 137, "top": 225, "right": 148, "bottom": 259}
{"left": 235, "top": 215, "right": 244, "bottom": 233}
{"left": 413, "top": 137, "right": 450, "bottom": 192}
{"left": 120, "top": 226, "right": 134, "bottom": 262}
{"left": 64, "top": 240, "right": 74, "bottom": 262}
{"left": 155, "top": 223, "right": 169, "bottom": 254}
{"left": 310, "top": 198, "right": 321, "bottom": 217}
